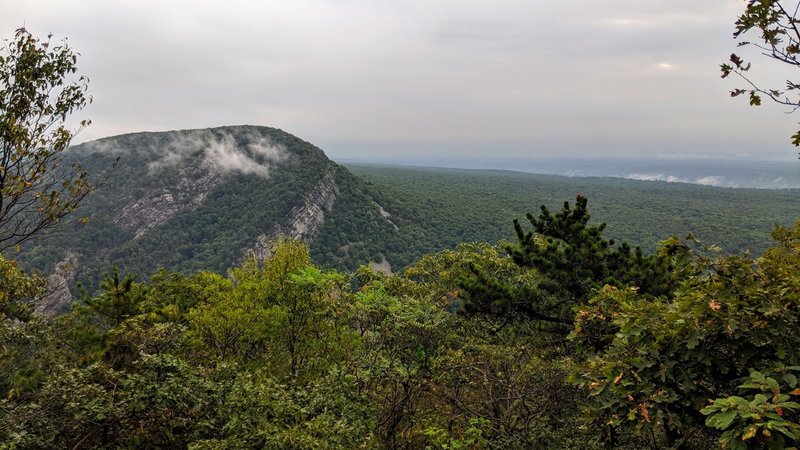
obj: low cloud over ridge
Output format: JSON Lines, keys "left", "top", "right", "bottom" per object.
{"left": 84, "top": 129, "right": 288, "bottom": 178}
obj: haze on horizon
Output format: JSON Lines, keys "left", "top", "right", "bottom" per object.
{"left": 2, "top": 0, "right": 800, "bottom": 163}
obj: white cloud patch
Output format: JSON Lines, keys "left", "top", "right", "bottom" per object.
{"left": 625, "top": 173, "right": 736, "bottom": 187}
{"left": 147, "top": 131, "right": 287, "bottom": 177}
{"left": 627, "top": 173, "right": 689, "bottom": 183}
{"left": 82, "top": 129, "right": 287, "bottom": 178}
{"left": 621, "top": 173, "right": 800, "bottom": 189}
{"left": 695, "top": 175, "right": 727, "bottom": 186}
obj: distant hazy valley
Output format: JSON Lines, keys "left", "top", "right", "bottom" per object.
{"left": 343, "top": 155, "right": 800, "bottom": 189}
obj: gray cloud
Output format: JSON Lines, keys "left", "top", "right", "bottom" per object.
{"left": 1, "top": 0, "right": 797, "bottom": 161}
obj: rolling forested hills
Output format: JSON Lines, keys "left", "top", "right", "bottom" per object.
{"left": 346, "top": 163, "right": 800, "bottom": 263}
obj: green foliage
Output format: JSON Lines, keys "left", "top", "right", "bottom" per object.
{"left": 571, "top": 220, "right": 800, "bottom": 447}
{"left": 0, "top": 27, "right": 93, "bottom": 249}
{"left": 80, "top": 267, "right": 139, "bottom": 328}
{"left": 1, "top": 355, "right": 215, "bottom": 449}
{"left": 702, "top": 368, "right": 800, "bottom": 450}
{"left": 423, "top": 418, "right": 490, "bottom": 449}
{"left": 0, "top": 240, "right": 376, "bottom": 448}
{"left": 348, "top": 164, "right": 800, "bottom": 264}
{"left": 138, "top": 269, "right": 232, "bottom": 322}
{"left": 0, "top": 254, "right": 43, "bottom": 321}
{"left": 191, "top": 370, "right": 373, "bottom": 449}
{"left": 5, "top": 188, "right": 800, "bottom": 449}
{"left": 507, "top": 195, "right": 670, "bottom": 298}
{"left": 403, "top": 242, "right": 523, "bottom": 311}
{"left": 348, "top": 249, "right": 593, "bottom": 448}
{"left": 0, "top": 255, "right": 46, "bottom": 398}
{"left": 460, "top": 195, "right": 671, "bottom": 333}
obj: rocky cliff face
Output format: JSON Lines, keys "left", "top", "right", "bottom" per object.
{"left": 23, "top": 126, "right": 396, "bottom": 316}
{"left": 115, "top": 168, "right": 223, "bottom": 238}
{"left": 375, "top": 202, "right": 399, "bottom": 232}
{"left": 279, "top": 168, "right": 340, "bottom": 240}
{"left": 248, "top": 167, "right": 340, "bottom": 261}
{"left": 37, "top": 252, "right": 79, "bottom": 316}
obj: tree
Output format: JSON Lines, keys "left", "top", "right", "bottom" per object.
{"left": 571, "top": 223, "right": 800, "bottom": 448}
{"left": 0, "top": 255, "right": 47, "bottom": 398}
{"left": 0, "top": 27, "right": 92, "bottom": 250}
{"left": 722, "top": 0, "right": 800, "bottom": 147}
{"left": 460, "top": 195, "right": 671, "bottom": 329}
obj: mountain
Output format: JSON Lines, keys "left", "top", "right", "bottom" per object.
{"left": 22, "top": 126, "right": 800, "bottom": 315}
{"left": 23, "top": 125, "right": 399, "bottom": 314}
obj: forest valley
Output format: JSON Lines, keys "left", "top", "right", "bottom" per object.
{"left": 2, "top": 195, "right": 800, "bottom": 449}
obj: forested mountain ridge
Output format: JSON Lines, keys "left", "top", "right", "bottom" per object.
{"left": 23, "top": 125, "right": 399, "bottom": 313}
{"left": 22, "top": 126, "right": 800, "bottom": 315}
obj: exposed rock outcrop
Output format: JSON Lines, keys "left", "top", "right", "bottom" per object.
{"left": 114, "top": 169, "right": 222, "bottom": 238}
{"left": 248, "top": 168, "right": 340, "bottom": 261}
{"left": 36, "top": 252, "right": 79, "bottom": 316}
{"left": 369, "top": 254, "right": 392, "bottom": 274}
{"left": 374, "top": 202, "right": 399, "bottom": 232}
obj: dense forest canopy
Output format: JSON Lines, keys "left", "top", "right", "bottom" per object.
{"left": 5, "top": 8, "right": 800, "bottom": 448}
{"left": 348, "top": 164, "right": 800, "bottom": 258}
{"left": 4, "top": 200, "right": 800, "bottom": 448}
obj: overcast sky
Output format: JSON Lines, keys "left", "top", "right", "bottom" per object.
{"left": 2, "top": 0, "right": 799, "bottom": 161}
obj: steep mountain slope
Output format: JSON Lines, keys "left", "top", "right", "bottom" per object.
{"left": 23, "top": 126, "right": 398, "bottom": 312}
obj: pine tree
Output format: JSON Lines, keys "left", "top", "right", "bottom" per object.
{"left": 461, "top": 195, "right": 673, "bottom": 325}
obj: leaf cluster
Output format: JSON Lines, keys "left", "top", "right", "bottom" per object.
{"left": 0, "top": 27, "right": 92, "bottom": 249}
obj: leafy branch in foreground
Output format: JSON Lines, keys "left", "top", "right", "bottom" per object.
{"left": 0, "top": 27, "right": 92, "bottom": 250}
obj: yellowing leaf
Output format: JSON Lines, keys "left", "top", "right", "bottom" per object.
{"left": 639, "top": 403, "right": 651, "bottom": 423}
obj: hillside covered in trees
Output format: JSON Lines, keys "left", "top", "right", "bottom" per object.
{"left": 18, "top": 126, "right": 404, "bottom": 311}
{"left": 4, "top": 196, "right": 800, "bottom": 449}
{"left": 348, "top": 164, "right": 800, "bottom": 264}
